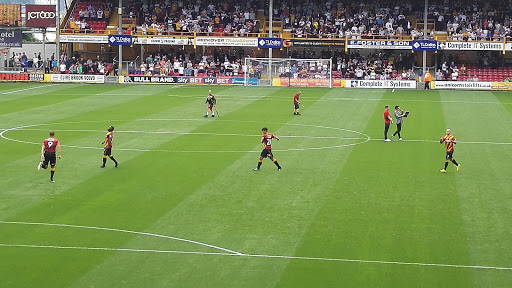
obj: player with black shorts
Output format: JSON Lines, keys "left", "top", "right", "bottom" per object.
{"left": 204, "top": 90, "right": 216, "bottom": 117}
{"left": 293, "top": 91, "right": 301, "bottom": 115}
{"left": 440, "top": 128, "right": 461, "bottom": 173}
{"left": 253, "top": 127, "right": 282, "bottom": 171}
{"left": 38, "top": 131, "right": 62, "bottom": 183}
{"left": 100, "top": 126, "right": 119, "bottom": 168}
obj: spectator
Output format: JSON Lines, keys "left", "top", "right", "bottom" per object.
{"left": 59, "top": 62, "right": 66, "bottom": 74}
{"left": 32, "top": 53, "right": 39, "bottom": 68}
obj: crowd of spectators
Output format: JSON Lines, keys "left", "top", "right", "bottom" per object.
{"left": 275, "top": 1, "right": 419, "bottom": 39}
{"left": 272, "top": 0, "right": 512, "bottom": 39}
{"left": 430, "top": 0, "right": 512, "bottom": 41}
{"left": 63, "top": 0, "right": 512, "bottom": 40}
{"left": 124, "top": 0, "right": 259, "bottom": 36}
{"left": 333, "top": 51, "right": 415, "bottom": 80}
{"left": 126, "top": 47, "right": 248, "bottom": 76}
{"left": 68, "top": 1, "right": 112, "bottom": 32}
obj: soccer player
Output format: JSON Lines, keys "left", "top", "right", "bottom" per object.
{"left": 293, "top": 91, "right": 301, "bottom": 115}
{"left": 392, "top": 105, "right": 404, "bottom": 141}
{"left": 253, "top": 127, "right": 282, "bottom": 171}
{"left": 38, "top": 131, "right": 62, "bottom": 183}
{"left": 384, "top": 105, "right": 393, "bottom": 141}
{"left": 100, "top": 126, "right": 119, "bottom": 168}
{"left": 204, "top": 90, "right": 216, "bottom": 117}
{"left": 440, "top": 128, "right": 461, "bottom": 173}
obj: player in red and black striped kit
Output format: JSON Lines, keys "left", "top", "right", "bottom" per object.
{"left": 38, "top": 131, "right": 62, "bottom": 183}
{"left": 100, "top": 126, "right": 119, "bottom": 168}
{"left": 253, "top": 127, "right": 282, "bottom": 171}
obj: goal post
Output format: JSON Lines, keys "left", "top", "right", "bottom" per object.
{"left": 244, "top": 58, "right": 333, "bottom": 88}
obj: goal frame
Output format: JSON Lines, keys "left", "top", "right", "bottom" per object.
{"left": 244, "top": 57, "right": 333, "bottom": 88}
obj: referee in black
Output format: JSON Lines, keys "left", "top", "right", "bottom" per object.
{"left": 392, "top": 105, "right": 404, "bottom": 141}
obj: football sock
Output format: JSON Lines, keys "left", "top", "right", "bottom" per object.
{"left": 273, "top": 159, "right": 281, "bottom": 169}
{"left": 50, "top": 168, "right": 55, "bottom": 180}
{"left": 452, "top": 159, "right": 459, "bottom": 166}
{"left": 109, "top": 156, "right": 118, "bottom": 164}
{"left": 257, "top": 160, "right": 262, "bottom": 169}
{"left": 444, "top": 161, "right": 449, "bottom": 170}
{"left": 102, "top": 156, "right": 107, "bottom": 166}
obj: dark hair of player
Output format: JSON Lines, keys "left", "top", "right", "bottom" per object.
{"left": 395, "top": 105, "right": 399, "bottom": 109}
{"left": 49, "top": 131, "right": 55, "bottom": 137}
{"left": 108, "top": 126, "right": 114, "bottom": 132}
{"left": 262, "top": 127, "right": 268, "bottom": 131}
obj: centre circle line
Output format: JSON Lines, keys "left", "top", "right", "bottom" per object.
{"left": 0, "top": 119, "right": 371, "bottom": 153}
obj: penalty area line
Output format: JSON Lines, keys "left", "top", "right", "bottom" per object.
{"left": 0, "top": 243, "right": 510, "bottom": 271}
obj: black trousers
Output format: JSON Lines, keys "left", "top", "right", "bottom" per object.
{"left": 393, "top": 123, "right": 402, "bottom": 138}
{"left": 425, "top": 81, "right": 430, "bottom": 89}
{"left": 384, "top": 123, "right": 390, "bottom": 139}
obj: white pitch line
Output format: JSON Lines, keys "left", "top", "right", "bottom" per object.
{"left": 1, "top": 84, "right": 59, "bottom": 94}
{"left": 12, "top": 128, "right": 366, "bottom": 140}
{"left": 369, "top": 139, "right": 512, "bottom": 145}
{"left": 24, "top": 92, "right": 512, "bottom": 105}
{"left": 0, "top": 220, "right": 243, "bottom": 255}
{"left": 0, "top": 119, "right": 371, "bottom": 152}
{"left": 0, "top": 243, "right": 510, "bottom": 271}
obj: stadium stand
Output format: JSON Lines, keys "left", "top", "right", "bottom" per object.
{"left": 65, "top": 0, "right": 112, "bottom": 33}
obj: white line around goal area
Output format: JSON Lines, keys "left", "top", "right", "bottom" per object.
{"left": 0, "top": 243, "right": 510, "bottom": 271}
{"left": 0, "top": 220, "right": 243, "bottom": 255}
{"left": 1, "top": 84, "right": 59, "bottom": 95}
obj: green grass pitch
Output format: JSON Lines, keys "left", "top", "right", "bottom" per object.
{"left": 0, "top": 83, "right": 511, "bottom": 287}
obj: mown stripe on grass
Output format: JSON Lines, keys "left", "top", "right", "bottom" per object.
{"left": 0, "top": 85, "right": 132, "bottom": 115}
{"left": 442, "top": 91, "right": 512, "bottom": 288}
{"left": 61, "top": 87, "right": 333, "bottom": 288}
{"left": 276, "top": 90, "right": 474, "bottom": 287}
{"left": 0, "top": 86, "right": 234, "bottom": 219}
{"left": 61, "top": 89, "right": 386, "bottom": 288}
{"left": 0, "top": 87, "right": 289, "bottom": 288}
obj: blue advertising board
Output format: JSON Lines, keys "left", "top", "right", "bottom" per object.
{"left": 108, "top": 34, "right": 133, "bottom": 46}
{"left": 412, "top": 40, "right": 437, "bottom": 51}
{"left": 258, "top": 38, "right": 282, "bottom": 49}
{"left": 0, "top": 30, "right": 22, "bottom": 47}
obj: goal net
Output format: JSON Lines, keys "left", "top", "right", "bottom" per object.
{"left": 244, "top": 58, "right": 333, "bottom": 88}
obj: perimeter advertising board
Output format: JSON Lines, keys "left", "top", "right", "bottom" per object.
{"left": 50, "top": 74, "right": 105, "bottom": 83}
{"left": 347, "top": 40, "right": 412, "bottom": 49}
{"left": 433, "top": 81, "right": 492, "bottom": 90}
{"left": 195, "top": 37, "right": 258, "bottom": 47}
{"left": 346, "top": 80, "right": 416, "bottom": 89}
{"left": 272, "top": 78, "right": 342, "bottom": 87}
{"left": 121, "top": 76, "right": 257, "bottom": 85}
{"left": 59, "top": 35, "right": 108, "bottom": 43}
{"left": 437, "top": 41, "right": 503, "bottom": 51}
{"left": 0, "top": 73, "right": 43, "bottom": 81}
